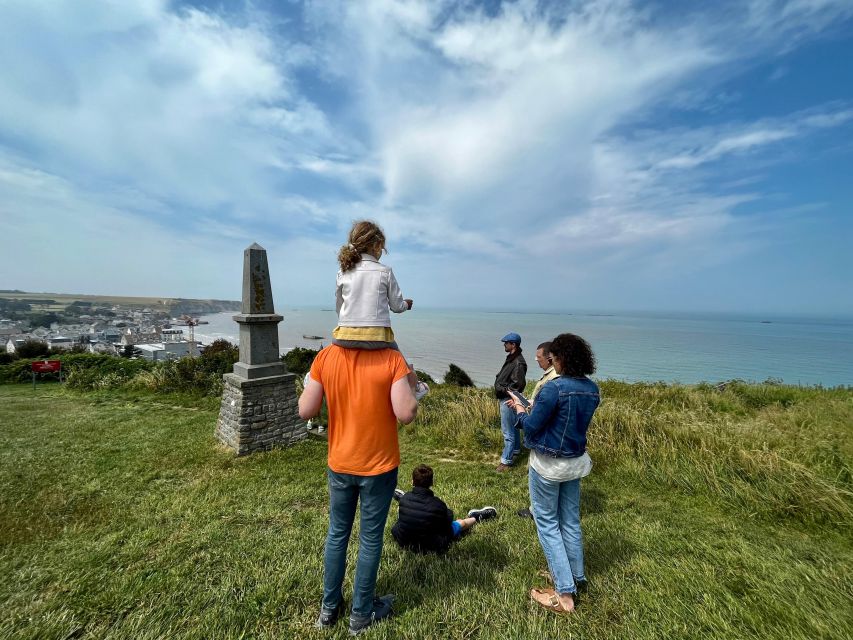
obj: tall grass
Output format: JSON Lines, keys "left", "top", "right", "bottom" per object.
{"left": 404, "top": 381, "right": 853, "bottom": 527}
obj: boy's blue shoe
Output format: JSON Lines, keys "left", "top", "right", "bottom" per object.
{"left": 348, "top": 594, "right": 395, "bottom": 636}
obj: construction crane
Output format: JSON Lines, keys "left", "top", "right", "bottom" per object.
{"left": 180, "top": 315, "right": 200, "bottom": 357}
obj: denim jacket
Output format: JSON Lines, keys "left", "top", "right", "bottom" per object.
{"left": 336, "top": 254, "right": 409, "bottom": 327}
{"left": 517, "top": 375, "right": 600, "bottom": 458}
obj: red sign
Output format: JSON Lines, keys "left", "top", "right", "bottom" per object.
{"left": 31, "top": 360, "right": 61, "bottom": 373}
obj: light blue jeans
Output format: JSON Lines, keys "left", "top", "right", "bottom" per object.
{"left": 323, "top": 467, "right": 398, "bottom": 617}
{"left": 500, "top": 401, "right": 521, "bottom": 465}
{"left": 528, "top": 467, "right": 585, "bottom": 595}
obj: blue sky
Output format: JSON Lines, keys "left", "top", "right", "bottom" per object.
{"left": 1, "top": 0, "right": 851, "bottom": 315}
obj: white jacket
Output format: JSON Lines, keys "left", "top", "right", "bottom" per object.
{"left": 336, "top": 254, "right": 408, "bottom": 327}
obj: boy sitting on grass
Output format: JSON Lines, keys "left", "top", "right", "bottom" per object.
{"left": 391, "top": 464, "right": 497, "bottom": 554}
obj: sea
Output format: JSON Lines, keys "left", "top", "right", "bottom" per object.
{"left": 194, "top": 308, "right": 853, "bottom": 388}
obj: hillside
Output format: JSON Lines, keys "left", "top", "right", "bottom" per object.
{"left": 0, "top": 291, "right": 239, "bottom": 316}
{"left": 0, "top": 382, "right": 850, "bottom": 639}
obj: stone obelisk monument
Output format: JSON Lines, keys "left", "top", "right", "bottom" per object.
{"left": 216, "top": 243, "right": 305, "bottom": 455}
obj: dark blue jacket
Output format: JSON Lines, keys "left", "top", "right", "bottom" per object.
{"left": 391, "top": 487, "right": 455, "bottom": 554}
{"left": 517, "top": 375, "right": 600, "bottom": 458}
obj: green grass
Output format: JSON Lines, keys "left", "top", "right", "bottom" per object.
{"left": 1, "top": 382, "right": 851, "bottom": 639}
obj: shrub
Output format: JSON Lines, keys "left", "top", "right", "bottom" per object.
{"left": 415, "top": 370, "right": 435, "bottom": 384}
{"left": 0, "top": 359, "right": 34, "bottom": 382}
{"left": 444, "top": 363, "right": 474, "bottom": 387}
{"left": 199, "top": 339, "right": 239, "bottom": 376}
{"left": 62, "top": 355, "right": 153, "bottom": 390}
{"left": 131, "top": 358, "right": 224, "bottom": 396}
{"left": 16, "top": 339, "right": 49, "bottom": 359}
{"left": 0, "top": 352, "right": 18, "bottom": 365}
{"left": 0, "top": 353, "right": 152, "bottom": 385}
{"left": 282, "top": 347, "right": 318, "bottom": 375}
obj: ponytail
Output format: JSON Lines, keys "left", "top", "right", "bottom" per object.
{"left": 337, "top": 243, "right": 362, "bottom": 273}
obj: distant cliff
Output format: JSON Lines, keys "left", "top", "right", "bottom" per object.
{"left": 166, "top": 299, "right": 241, "bottom": 316}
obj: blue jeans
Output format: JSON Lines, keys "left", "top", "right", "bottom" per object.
{"left": 528, "top": 467, "right": 585, "bottom": 595}
{"left": 500, "top": 401, "right": 521, "bottom": 465}
{"left": 323, "top": 467, "right": 398, "bottom": 617}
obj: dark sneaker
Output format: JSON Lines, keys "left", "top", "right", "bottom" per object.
{"left": 392, "top": 489, "right": 405, "bottom": 502}
{"left": 516, "top": 507, "right": 533, "bottom": 519}
{"left": 495, "top": 463, "right": 511, "bottom": 472}
{"left": 467, "top": 506, "right": 498, "bottom": 522}
{"left": 348, "top": 594, "right": 395, "bottom": 636}
{"left": 315, "top": 600, "right": 344, "bottom": 629}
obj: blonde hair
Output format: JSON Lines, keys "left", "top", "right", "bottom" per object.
{"left": 338, "top": 220, "right": 387, "bottom": 272}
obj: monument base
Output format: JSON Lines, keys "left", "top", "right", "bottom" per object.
{"left": 216, "top": 372, "right": 307, "bottom": 456}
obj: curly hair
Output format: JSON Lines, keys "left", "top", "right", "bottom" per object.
{"left": 337, "top": 220, "right": 387, "bottom": 272}
{"left": 549, "top": 333, "right": 596, "bottom": 377}
{"left": 412, "top": 464, "right": 434, "bottom": 489}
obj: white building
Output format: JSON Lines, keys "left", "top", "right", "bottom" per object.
{"left": 5, "top": 337, "right": 27, "bottom": 353}
{"left": 135, "top": 340, "right": 198, "bottom": 361}
{"left": 46, "top": 336, "right": 75, "bottom": 351}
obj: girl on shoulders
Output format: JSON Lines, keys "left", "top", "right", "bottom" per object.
{"left": 332, "top": 220, "right": 425, "bottom": 396}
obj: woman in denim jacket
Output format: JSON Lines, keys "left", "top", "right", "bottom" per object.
{"left": 507, "top": 333, "right": 600, "bottom": 615}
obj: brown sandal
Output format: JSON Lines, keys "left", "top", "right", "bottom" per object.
{"left": 530, "top": 587, "right": 574, "bottom": 615}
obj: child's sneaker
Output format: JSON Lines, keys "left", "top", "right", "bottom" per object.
{"left": 392, "top": 488, "right": 405, "bottom": 502}
{"left": 317, "top": 424, "right": 326, "bottom": 434}
{"left": 467, "top": 506, "right": 498, "bottom": 522}
{"left": 315, "top": 600, "right": 344, "bottom": 629}
{"left": 348, "top": 594, "right": 395, "bottom": 636}
{"left": 306, "top": 419, "right": 314, "bottom": 430}
{"left": 414, "top": 382, "right": 429, "bottom": 400}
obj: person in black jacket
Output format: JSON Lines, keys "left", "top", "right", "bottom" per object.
{"left": 391, "top": 465, "right": 497, "bottom": 554}
{"left": 494, "top": 332, "right": 527, "bottom": 471}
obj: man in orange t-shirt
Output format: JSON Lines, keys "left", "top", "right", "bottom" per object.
{"left": 299, "top": 345, "right": 417, "bottom": 635}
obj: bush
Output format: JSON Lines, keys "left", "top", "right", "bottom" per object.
{"left": 444, "top": 363, "right": 474, "bottom": 387}
{"left": 62, "top": 355, "right": 152, "bottom": 390}
{"left": 0, "top": 352, "right": 18, "bottom": 365}
{"left": 16, "top": 339, "right": 49, "bottom": 359}
{"left": 282, "top": 347, "right": 318, "bottom": 376}
{"left": 0, "top": 353, "right": 153, "bottom": 385}
{"left": 199, "top": 339, "right": 239, "bottom": 376}
{"left": 122, "top": 357, "right": 226, "bottom": 396}
{"left": 415, "top": 370, "right": 435, "bottom": 384}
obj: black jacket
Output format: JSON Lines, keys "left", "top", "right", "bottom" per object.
{"left": 494, "top": 349, "right": 527, "bottom": 399}
{"left": 391, "top": 487, "right": 455, "bottom": 554}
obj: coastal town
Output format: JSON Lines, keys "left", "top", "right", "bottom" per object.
{"left": 0, "top": 292, "right": 239, "bottom": 361}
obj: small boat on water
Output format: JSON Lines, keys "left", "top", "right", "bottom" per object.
{"left": 303, "top": 334, "right": 325, "bottom": 340}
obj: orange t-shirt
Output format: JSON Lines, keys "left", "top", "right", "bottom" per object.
{"left": 310, "top": 345, "right": 410, "bottom": 475}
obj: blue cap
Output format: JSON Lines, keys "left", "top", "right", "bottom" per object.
{"left": 501, "top": 332, "right": 521, "bottom": 344}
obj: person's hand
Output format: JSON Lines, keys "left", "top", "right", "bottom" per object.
{"left": 405, "top": 299, "right": 413, "bottom": 310}
{"left": 505, "top": 397, "right": 523, "bottom": 413}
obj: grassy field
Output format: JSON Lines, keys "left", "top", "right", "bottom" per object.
{"left": 0, "top": 381, "right": 851, "bottom": 639}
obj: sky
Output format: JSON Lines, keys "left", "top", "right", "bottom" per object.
{"left": 0, "top": 0, "right": 851, "bottom": 316}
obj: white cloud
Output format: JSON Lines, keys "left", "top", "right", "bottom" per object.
{"left": 1, "top": 0, "right": 852, "bottom": 311}
{"left": 0, "top": 0, "right": 342, "bottom": 227}
{"left": 654, "top": 106, "right": 853, "bottom": 170}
